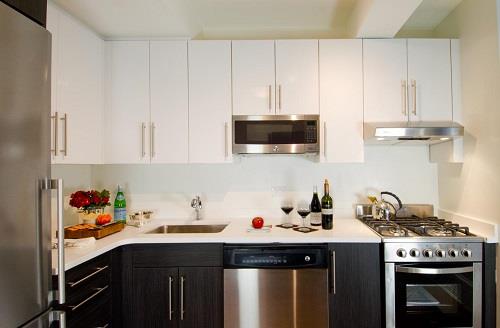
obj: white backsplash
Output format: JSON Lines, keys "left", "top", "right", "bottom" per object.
{"left": 52, "top": 145, "right": 439, "bottom": 226}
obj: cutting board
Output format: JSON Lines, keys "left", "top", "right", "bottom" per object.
{"left": 64, "top": 221, "right": 125, "bottom": 239}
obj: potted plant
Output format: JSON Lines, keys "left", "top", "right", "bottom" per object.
{"left": 69, "top": 189, "right": 111, "bottom": 224}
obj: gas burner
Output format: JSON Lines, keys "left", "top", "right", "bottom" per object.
{"left": 426, "top": 227, "right": 454, "bottom": 237}
{"left": 358, "top": 212, "right": 478, "bottom": 239}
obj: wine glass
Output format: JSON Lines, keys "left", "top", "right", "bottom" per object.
{"left": 297, "top": 202, "right": 311, "bottom": 232}
{"left": 280, "top": 200, "right": 294, "bottom": 228}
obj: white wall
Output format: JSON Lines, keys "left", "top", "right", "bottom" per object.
{"left": 433, "top": 0, "right": 500, "bottom": 319}
{"left": 52, "top": 146, "right": 438, "bottom": 224}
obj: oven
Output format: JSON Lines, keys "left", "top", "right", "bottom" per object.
{"left": 232, "top": 115, "right": 319, "bottom": 154}
{"left": 385, "top": 243, "right": 483, "bottom": 328}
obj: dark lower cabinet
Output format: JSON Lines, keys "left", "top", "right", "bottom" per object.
{"left": 123, "top": 244, "right": 223, "bottom": 328}
{"left": 1, "top": 0, "right": 46, "bottom": 26}
{"left": 62, "top": 252, "right": 113, "bottom": 328}
{"left": 328, "top": 243, "right": 382, "bottom": 328}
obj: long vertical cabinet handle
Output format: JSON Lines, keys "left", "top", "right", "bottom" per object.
{"left": 60, "top": 113, "right": 68, "bottom": 156}
{"left": 180, "top": 276, "right": 185, "bottom": 321}
{"left": 51, "top": 112, "right": 58, "bottom": 156}
{"left": 141, "top": 123, "right": 146, "bottom": 158}
{"left": 330, "top": 250, "right": 336, "bottom": 294}
{"left": 411, "top": 80, "right": 417, "bottom": 115}
{"left": 150, "top": 122, "right": 156, "bottom": 158}
{"left": 168, "top": 276, "right": 173, "bottom": 320}
{"left": 401, "top": 80, "right": 407, "bottom": 116}
{"left": 278, "top": 85, "right": 282, "bottom": 112}
{"left": 224, "top": 122, "right": 229, "bottom": 159}
{"left": 268, "top": 85, "right": 272, "bottom": 112}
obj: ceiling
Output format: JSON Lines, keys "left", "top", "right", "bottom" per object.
{"left": 51, "top": 0, "right": 462, "bottom": 39}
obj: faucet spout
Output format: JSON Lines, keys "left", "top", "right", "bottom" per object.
{"left": 191, "top": 195, "right": 202, "bottom": 220}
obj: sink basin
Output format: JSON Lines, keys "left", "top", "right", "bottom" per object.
{"left": 146, "top": 224, "right": 228, "bottom": 234}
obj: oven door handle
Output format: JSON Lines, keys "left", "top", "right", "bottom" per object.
{"left": 396, "top": 266, "right": 473, "bottom": 275}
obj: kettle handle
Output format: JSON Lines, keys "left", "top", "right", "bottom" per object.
{"left": 381, "top": 191, "right": 403, "bottom": 211}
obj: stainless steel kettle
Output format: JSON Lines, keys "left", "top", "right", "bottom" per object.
{"left": 369, "top": 191, "right": 403, "bottom": 221}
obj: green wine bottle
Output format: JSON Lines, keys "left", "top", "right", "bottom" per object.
{"left": 114, "top": 185, "right": 127, "bottom": 223}
{"left": 321, "top": 179, "right": 333, "bottom": 230}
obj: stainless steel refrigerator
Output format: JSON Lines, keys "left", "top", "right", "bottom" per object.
{"left": 0, "top": 2, "right": 65, "bottom": 327}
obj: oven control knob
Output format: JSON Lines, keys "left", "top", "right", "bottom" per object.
{"left": 448, "top": 249, "right": 459, "bottom": 257}
{"left": 396, "top": 248, "right": 407, "bottom": 258}
{"left": 422, "top": 249, "right": 433, "bottom": 258}
{"left": 409, "top": 249, "right": 420, "bottom": 257}
{"left": 435, "top": 249, "right": 446, "bottom": 258}
{"left": 462, "top": 249, "right": 472, "bottom": 257}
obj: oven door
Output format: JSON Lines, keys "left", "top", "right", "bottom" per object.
{"left": 386, "top": 263, "right": 482, "bottom": 328}
{"left": 232, "top": 115, "right": 319, "bottom": 154}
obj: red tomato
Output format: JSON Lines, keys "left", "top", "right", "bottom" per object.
{"left": 252, "top": 217, "right": 264, "bottom": 229}
{"left": 96, "top": 214, "right": 112, "bottom": 225}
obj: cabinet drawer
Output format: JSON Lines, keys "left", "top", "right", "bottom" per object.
{"left": 132, "top": 244, "right": 223, "bottom": 267}
{"left": 67, "top": 292, "right": 112, "bottom": 328}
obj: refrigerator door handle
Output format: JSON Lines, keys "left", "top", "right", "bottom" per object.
{"left": 41, "top": 178, "right": 65, "bottom": 304}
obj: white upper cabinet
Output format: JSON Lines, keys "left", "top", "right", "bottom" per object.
{"left": 275, "top": 40, "right": 319, "bottom": 115}
{"left": 150, "top": 41, "right": 189, "bottom": 163}
{"left": 104, "top": 41, "right": 150, "bottom": 164}
{"left": 407, "top": 39, "right": 452, "bottom": 122}
{"left": 363, "top": 39, "right": 408, "bottom": 122}
{"left": 232, "top": 40, "right": 276, "bottom": 115}
{"left": 47, "top": 4, "right": 104, "bottom": 164}
{"left": 319, "top": 39, "right": 364, "bottom": 163}
{"left": 188, "top": 41, "right": 232, "bottom": 163}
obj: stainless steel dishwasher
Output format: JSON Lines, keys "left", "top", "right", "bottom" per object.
{"left": 223, "top": 244, "right": 329, "bottom": 328}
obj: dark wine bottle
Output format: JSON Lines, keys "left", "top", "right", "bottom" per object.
{"left": 310, "top": 186, "right": 322, "bottom": 226}
{"left": 321, "top": 179, "right": 333, "bottom": 230}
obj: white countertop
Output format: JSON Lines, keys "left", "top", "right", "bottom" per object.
{"left": 52, "top": 217, "right": 381, "bottom": 273}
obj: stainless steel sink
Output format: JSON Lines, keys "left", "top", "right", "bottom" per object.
{"left": 146, "top": 224, "right": 228, "bottom": 234}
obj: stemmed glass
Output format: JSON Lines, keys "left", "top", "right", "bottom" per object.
{"left": 297, "top": 202, "right": 312, "bottom": 232}
{"left": 280, "top": 200, "right": 294, "bottom": 228}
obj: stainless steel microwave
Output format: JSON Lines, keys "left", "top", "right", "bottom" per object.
{"left": 232, "top": 115, "right": 320, "bottom": 154}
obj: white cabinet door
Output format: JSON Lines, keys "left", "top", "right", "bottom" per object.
{"left": 104, "top": 41, "right": 150, "bottom": 164}
{"left": 363, "top": 39, "right": 408, "bottom": 122}
{"left": 407, "top": 39, "right": 452, "bottom": 122}
{"left": 275, "top": 40, "right": 319, "bottom": 115}
{"left": 46, "top": 3, "right": 59, "bottom": 162}
{"left": 54, "top": 11, "right": 104, "bottom": 164}
{"left": 188, "top": 41, "right": 232, "bottom": 163}
{"left": 232, "top": 40, "right": 275, "bottom": 115}
{"left": 150, "top": 41, "right": 189, "bottom": 163}
{"left": 319, "top": 40, "right": 364, "bottom": 163}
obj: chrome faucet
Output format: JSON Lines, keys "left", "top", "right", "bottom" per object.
{"left": 191, "top": 195, "right": 202, "bottom": 220}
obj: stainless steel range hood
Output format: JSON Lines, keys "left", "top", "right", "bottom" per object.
{"left": 364, "top": 121, "right": 464, "bottom": 144}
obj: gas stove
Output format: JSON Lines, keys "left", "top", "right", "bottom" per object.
{"left": 356, "top": 204, "right": 484, "bottom": 263}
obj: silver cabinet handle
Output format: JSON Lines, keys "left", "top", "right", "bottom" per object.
{"left": 50, "top": 112, "right": 58, "bottom": 156}
{"left": 411, "top": 79, "right": 417, "bottom": 115}
{"left": 224, "top": 122, "right": 229, "bottom": 158}
{"left": 396, "top": 266, "right": 473, "bottom": 275}
{"left": 268, "top": 85, "right": 272, "bottom": 112}
{"left": 278, "top": 85, "right": 282, "bottom": 112}
{"left": 180, "top": 276, "right": 185, "bottom": 321}
{"left": 401, "top": 80, "right": 407, "bottom": 115}
{"left": 60, "top": 113, "right": 67, "bottom": 156}
{"left": 67, "top": 266, "right": 109, "bottom": 288}
{"left": 94, "top": 324, "right": 109, "bottom": 328}
{"left": 330, "top": 250, "right": 336, "bottom": 294}
{"left": 168, "top": 276, "right": 173, "bottom": 321}
{"left": 141, "top": 123, "right": 146, "bottom": 158}
{"left": 68, "top": 285, "right": 109, "bottom": 311}
{"left": 150, "top": 122, "right": 156, "bottom": 158}
{"left": 323, "top": 122, "right": 327, "bottom": 158}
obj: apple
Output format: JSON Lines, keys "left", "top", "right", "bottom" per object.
{"left": 252, "top": 217, "right": 264, "bottom": 229}
{"left": 96, "top": 214, "right": 112, "bottom": 225}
